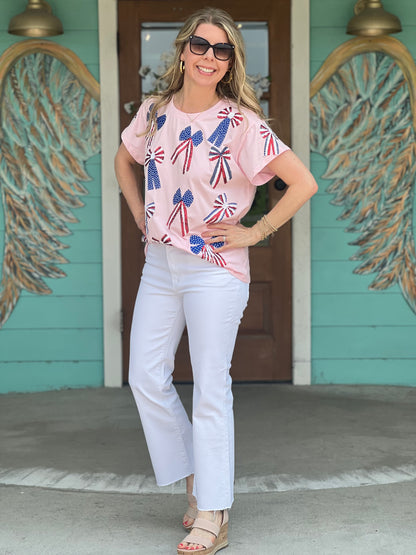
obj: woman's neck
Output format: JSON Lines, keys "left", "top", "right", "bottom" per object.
{"left": 174, "top": 86, "right": 220, "bottom": 114}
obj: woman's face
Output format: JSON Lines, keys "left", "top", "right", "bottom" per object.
{"left": 180, "top": 23, "right": 232, "bottom": 91}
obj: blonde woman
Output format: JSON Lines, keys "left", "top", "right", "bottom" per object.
{"left": 115, "top": 7, "right": 317, "bottom": 554}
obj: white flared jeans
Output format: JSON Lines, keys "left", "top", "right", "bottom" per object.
{"left": 129, "top": 243, "right": 249, "bottom": 510}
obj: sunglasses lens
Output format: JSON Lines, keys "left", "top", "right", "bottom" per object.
{"left": 190, "top": 37, "right": 209, "bottom": 55}
{"left": 214, "top": 46, "right": 233, "bottom": 61}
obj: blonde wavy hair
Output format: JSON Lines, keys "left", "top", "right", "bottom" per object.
{"left": 145, "top": 7, "right": 264, "bottom": 134}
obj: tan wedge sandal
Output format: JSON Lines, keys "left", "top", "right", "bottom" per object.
{"left": 177, "top": 510, "right": 229, "bottom": 554}
{"left": 183, "top": 493, "right": 198, "bottom": 530}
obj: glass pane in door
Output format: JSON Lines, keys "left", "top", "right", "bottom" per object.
{"left": 141, "top": 23, "right": 181, "bottom": 97}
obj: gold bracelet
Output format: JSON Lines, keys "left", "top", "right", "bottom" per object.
{"left": 258, "top": 215, "right": 279, "bottom": 240}
{"left": 254, "top": 214, "right": 279, "bottom": 241}
{"left": 262, "top": 214, "right": 279, "bottom": 233}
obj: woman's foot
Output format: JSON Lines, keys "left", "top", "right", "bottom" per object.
{"left": 177, "top": 510, "right": 228, "bottom": 553}
{"left": 183, "top": 474, "right": 197, "bottom": 529}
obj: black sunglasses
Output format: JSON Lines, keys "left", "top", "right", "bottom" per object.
{"left": 189, "top": 35, "right": 234, "bottom": 61}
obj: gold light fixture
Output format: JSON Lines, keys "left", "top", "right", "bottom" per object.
{"left": 347, "top": 0, "right": 402, "bottom": 37}
{"left": 8, "top": 0, "right": 63, "bottom": 37}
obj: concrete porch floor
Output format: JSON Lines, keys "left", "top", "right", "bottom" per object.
{"left": 0, "top": 384, "right": 415, "bottom": 554}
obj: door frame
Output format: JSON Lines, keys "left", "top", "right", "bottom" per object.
{"left": 98, "top": 0, "right": 312, "bottom": 386}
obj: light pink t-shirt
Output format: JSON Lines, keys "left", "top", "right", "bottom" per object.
{"left": 121, "top": 97, "right": 290, "bottom": 282}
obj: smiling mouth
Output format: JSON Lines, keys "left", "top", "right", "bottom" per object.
{"left": 197, "top": 66, "right": 215, "bottom": 74}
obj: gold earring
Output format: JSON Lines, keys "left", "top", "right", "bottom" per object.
{"left": 180, "top": 60, "right": 185, "bottom": 74}
{"left": 222, "top": 70, "right": 232, "bottom": 84}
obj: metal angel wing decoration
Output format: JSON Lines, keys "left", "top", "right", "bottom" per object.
{"left": 0, "top": 40, "right": 100, "bottom": 327}
{"left": 311, "top": 36, "right": 416, "bottom": 313}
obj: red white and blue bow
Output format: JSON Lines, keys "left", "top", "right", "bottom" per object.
{"left": 260, "top": 124, "right": 280, "bottom": 156}
{"left": 208, "top": 107, "right": 243, "bottom": 147}
{"left": 209, "top": 146, "right": 232, "bottom": 188}
{"left": 171, "top": 126, "right": 203, "bottom": 173}
{"left": 145, "top": 146, "right": 164, "bottom": 190}
{"left": 190, "top": 234, "right": 226, "bottom": 267}
{"left": 145, "top": 202, "right": 155, "bottom": 235}
{"left": 204, "top": 193, "right": 237, "bottom": 224}
{"left": 166, "top": 188, "right": 194, "bottom": 236}
{"left": 152, "top": 234, "right": 172, "bottom": 245}
{"left": 146, "top": 104, "right": 166, "bottom": 144}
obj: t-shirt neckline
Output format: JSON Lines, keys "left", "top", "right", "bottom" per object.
{"left": 170, "top": 96, "right": 224, "bottom": 119}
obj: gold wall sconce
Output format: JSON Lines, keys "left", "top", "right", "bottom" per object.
{"left": 347, "top": 0, "right": 402, "bottom": 36}
{"left": 8, "top": 0, "right": 63, "bottom": 37}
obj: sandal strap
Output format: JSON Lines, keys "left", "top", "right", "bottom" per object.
{"left": 192, "top": 517, "right": 220, "bottom": 536}
{"left": 181, "top": 533, "right": 212, "bottom": 549}
{"left": 184, "top": 505, "right": 198, "bottom": 520}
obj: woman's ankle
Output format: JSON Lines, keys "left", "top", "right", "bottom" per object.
{"left": 186, "top": 473, "right": 194, "bottom": 494}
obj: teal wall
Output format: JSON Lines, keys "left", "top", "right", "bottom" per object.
{"left": 310, "top": 0, "right": 416, "bottom": 385}
{"left": 0, "top": 0, "right": 103, "bottom": 392}
{"left": 2, "top": 0, "right": 415, "bottom": 391}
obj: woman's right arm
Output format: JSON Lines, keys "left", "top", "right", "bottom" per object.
{"left": 114, "top": 143, "right": 146, "bottom": 235}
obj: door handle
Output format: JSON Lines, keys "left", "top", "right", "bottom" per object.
{"left": 274, "top": 178, "right": 287, "bottom": 191}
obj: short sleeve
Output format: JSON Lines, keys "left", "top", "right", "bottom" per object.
{"left": 236, "top": 120, "right": 291, "bottom": 186}
{"left": 121, "top": 98, "right": 152, "bottom": 165}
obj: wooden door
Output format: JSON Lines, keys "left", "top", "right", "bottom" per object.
{"left": 118, "top": 0, "right": 292, "bottom": 382}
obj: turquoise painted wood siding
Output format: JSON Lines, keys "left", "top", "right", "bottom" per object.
{"left": 310, "top": 0, "right": 416, "bottom": 385}
{"left": 0, "top": 0, "right": 103, "bottom": 392}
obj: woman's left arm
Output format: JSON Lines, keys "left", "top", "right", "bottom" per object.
{"left": 259, "top": 150, "right": 319, "bottom": 231}
{"left": 204, "top": 150, "right": 318, "bottom": 249}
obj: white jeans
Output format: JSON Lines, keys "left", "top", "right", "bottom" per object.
{"left": 129, "top": 243, "right": 249, "bottom": 510}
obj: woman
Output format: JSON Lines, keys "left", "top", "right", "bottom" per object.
{"left": 115, "top": 7, "right": 317, "bottom": 554}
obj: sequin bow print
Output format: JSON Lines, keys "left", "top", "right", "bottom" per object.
{"left": 152, "top": 234, "right": 172, "bottom": 245}
{"left": 145, "top": 202, "right": 155, "bottom": 235}
{"left": 260, "top": 124, "right": 280, "bottom": 156}
{"left": 171, "top": 126, "right": 203, "bottom": 174}
{"left": 145, "top": 146, "right": 165, "bottom": 190}
{"left": 166, "top": 188, "right": 194, "bottom": 237}
{"left": 190, "top": 235, "right": 226, "bottom": 267}
{"left": 146, "top": 104, "right": 167, "bottom": 145}
{"left": 203, "top": 193, "right": 237, "bottom": 224}
{"left": 208, "top": 107, "right": 243, "bottom": 147}
{"left": 209, "top": 146, "right": 232, "bottom": 188}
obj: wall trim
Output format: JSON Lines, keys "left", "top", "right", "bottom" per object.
{"left": 98, "top": 0, "right": 122, "bottom": 387}
{"left": 98, "top": 0, "right": 312, "bottom": 386}
{"left": 291, "top": 0, "right": 312, "bottom": 385}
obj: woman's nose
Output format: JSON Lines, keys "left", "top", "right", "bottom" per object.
{"left": 203, "top": 46, "right": 215, "bottom": 59}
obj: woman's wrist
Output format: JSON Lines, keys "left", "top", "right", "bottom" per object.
{"left": 133, "top": 206, "right": 145, "bottom": 231}
{"left": 250, "top": 222, "right": 264, "bottom": 244}
{"left": 252, "top": 214, "right": 279, "bottom": 242}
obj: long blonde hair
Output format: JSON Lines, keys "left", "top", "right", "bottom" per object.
{"left": 145, "top": 7, "right": 264, "bottom": 134}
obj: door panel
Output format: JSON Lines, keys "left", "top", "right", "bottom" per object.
{"left": 118, "top": 0, "right": 292, "bottom": 382}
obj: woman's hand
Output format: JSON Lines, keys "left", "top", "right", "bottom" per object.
{"left": 201, "top": 222, "right": 262, "bottom": 251}
{"left": 134, "top": 209, "right": 146, "bottom": 237}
